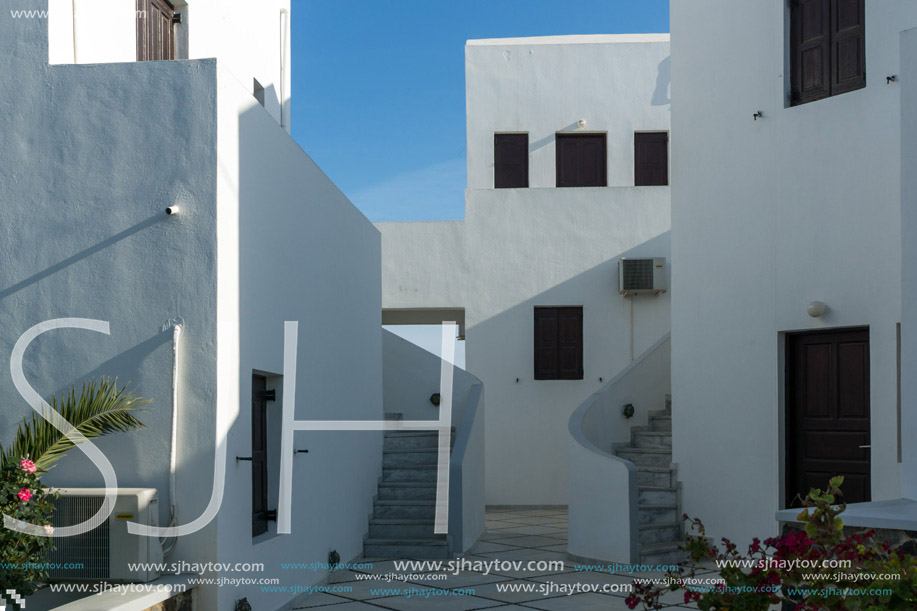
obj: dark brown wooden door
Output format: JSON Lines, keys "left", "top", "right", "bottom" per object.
{"left": 252, "top": 374, "right": 269, "bottom": 537}
{"left": 494, "top": 133, "right": 529, "bottom": 188}
{"left": 556, "top": 134, "right": 607, "bottom": 187}
{"left": 137, "top": 0, "right": 176, "bottom": 61}
{"left": 634, "top": 132, "right": 669, "bottom": 186}
{"left": 786, "top": 328, "right": 870, "bottom": 507}
{"left": 534, "top": 307, "right": 583, "bottom": 380}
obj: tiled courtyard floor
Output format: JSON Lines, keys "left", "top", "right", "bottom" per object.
{"left": 294, "top": 508, "right": 714, "bottom": 610}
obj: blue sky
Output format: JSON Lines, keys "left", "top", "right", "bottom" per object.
{"left": 291, "top": 0, "right": 669, "bottom": 222}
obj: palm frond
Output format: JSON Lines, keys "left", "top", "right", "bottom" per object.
{"left": 4, "top": 378, "right": 151, "bottom": 473}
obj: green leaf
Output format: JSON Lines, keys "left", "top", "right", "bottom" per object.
{"left": 2, "top": 378, "right": 151, "bottom": 472}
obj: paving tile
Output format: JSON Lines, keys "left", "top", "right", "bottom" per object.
{"left": 334, "top": 580, "right": 439, "bottom": 601}
{"left": 496, "top": 525, "right": 566, "bottom": 536}
{"left": 539, "top": 544, "right": 568, "bottom": 553}
{"left": 367, "top": 591, "right": 503, "bottom": 611}
{"left": 289, "top": 591, "right": 353, "bottom": 608}
{"left": 491, "top": 535, "right": 568, "bottom": 549}
{"left": 465, "top": 579, "right": 563, "bottom": 604}
{"left": 482, "top": 530, "right": 531, "bottom": 541}
{"left": 530, "top": 570, "right": 635, "bottom": 589}
{"left": 412, "top": 571, "right": 508, "bottom": 590}
{"left": 470, "top": 541, "right": 525, "bottom": 554}
{"left": 520, "top": 592, "right": 620, "bottom": 610}
{"left": 476, "top": 548, "right": 568, "bottom": 563}
{"left": 292, "top": 601, "right": 389, "bottom": 611}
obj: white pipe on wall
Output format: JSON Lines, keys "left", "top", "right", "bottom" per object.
{"left": 161, "top": 322, "right": 182, "bottom": 556}
{"left": 280, "top": 8, "right": 288, "bottom": 128}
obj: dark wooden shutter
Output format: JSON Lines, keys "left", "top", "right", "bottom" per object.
{"left": 252, "top": 374, "right": 269, "bottom": 537}
{"left": 557, "top": 308, "right": 584, "bottom": 380}
{"left": 137, "top": 0, "right": 176, "bottom": 61}
{"left": 831, "top": 0, "right": 866, "bottom": 95}
{"left": 534, "top": 307, "right": 583, "bottom": 380}
{"left": 534, "top": 308, "right": 559, "bottom": 380}
{"left": 556, "top": 134, "right": 607, "bottom": 187}
{"left": 791, "top": 0, "right": 831, "bottom": 105}
{"left": 634, "top": 132, "right": 669, "bottom": 186}
{"left": 494, "top": 134, "right": 529, "bottom": 188}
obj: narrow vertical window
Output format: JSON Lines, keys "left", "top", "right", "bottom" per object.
{"left": 534, "top": 307, "right": 583, "bottom": 380}
{"left": 634, "top": 132, "right": 669, "bottom": 186}
{"left": 494, "top": 133, "right": 529, "bottom": 188}
{"left": 137, "top": 0, "right": 176, "bottom": 61}
{"left": 790, "top": 0, "right": 865, "bottom": 105}
{"left": 555, "top": 134, "right": 607, "bottom": 187}
{"left": 252, "top": 374, "right": 269, "bottom": 537}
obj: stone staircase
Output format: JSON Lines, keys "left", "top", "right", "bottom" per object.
{"left": 613, "top": 395, "right": 684, "bottom": 565}
{"left": 363, "top": 428, "right": 454, "bottom": 559}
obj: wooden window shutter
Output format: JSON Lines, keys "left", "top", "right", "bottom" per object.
{"left": 557, "top": 308, "right": 584, "bottom": 380}
{"left": 634, "top": 132, "right": 669, "bottom": 186}
{"left": 831, "top": 0, "right": 866, "bottom": 95}
{"left": 791, "top": 0, "right": 831, "bottom": 105}
{"left": 137, "top": 0, "right": 176, "bottom": 61}
{"left": 556, "top": 134, "right": 607, "bottom": 187}
{"left": 252, "top": 374, "right": 269, "bottom": 537}
{"left": 494, "top": 134, "right": 529, "bottom": 188}
{"left": 534, "top": 308, "right": 559, "bottom": 380}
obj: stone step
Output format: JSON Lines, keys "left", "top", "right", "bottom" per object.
{"left": 363, "top": 538, "right": 449, "bottom": 560}
{"left": 383, "top": 430, "right": 455, "bottom": 450}
{"left": 615, "top": 448, "right": 672, "bottom": 468}
{"left": 382, "top": 466, "right": 438, "bottom": 483}
{"left": 374, "top": 500, "right": 436, "bottom": 520}
{"left": 640, "top": 540, "right": 686, "bottom": 566}
{"left": 649, "top": 416, "right": 672, "bottom": 432}
{"left": 633, "top": 431, "right": 672, "bottom": 449}
{"left": 383, "top": 449, "right": 440, "bottom": 467}
{"left": 637, "top": 467, "right": 674, "bottom": 488}
{"left": 369, "top": 519, "right": 436, "bottom": 539}
{"left": 637, "top": 486, "right": 677, "bottom": 505}
{"left": 638, "top": 504, "right": 678, "bottom": 525}
{"left": 639, "top": 522, "right": 683, "bottom": 545}
{"left": 377, "top": 483, "right": 437, "bottom": 501}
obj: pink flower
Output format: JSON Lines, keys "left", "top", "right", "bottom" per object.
{"left": 19, "top": 459, "right": 37, "bottom": 474}
{"left": 17, "top": 488, "right": 32, "bottom": 502}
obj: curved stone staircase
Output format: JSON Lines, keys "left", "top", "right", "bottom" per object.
{"left": 363, "top": 428, "right": 455, "bottom": 559}
{"left": 612, "top": 395, "right": 684, "bottom": 564}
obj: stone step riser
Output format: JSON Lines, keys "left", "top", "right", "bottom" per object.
{"left": 637, "top": 470, "right": 673, "bottom": 487}
{"left": 650, "top": 418, "right": 672, "bottom": 432}
{"left": 374, "top": 504, "right": 436, "bottom": 520}
{"left": 383, "top": 452, "right": 439, "bottom": 467}
{"left": 364, "top": 544, "right": 449, "bottom": 560}
{"left": 640, "top": 524, "right": 682, "bottom": 545}
{"left": 616, "top": 451, "right": 672, "bottom": 468}
{"left": 378, "top": 487, "right": 437, "bottom": 501}
{"left": 633, "top": 434, "right": 672, "bottom": 449}
{"left": 384, "top": 436, "right": 441, "bottom": 450}
{"left": 382, "top": 468, "right": 437, "bottom": 483}
{"left": 639, "top": 507, "right": 677, "bottom": 525}
{"left": 369, "top": 523, "right": 436, "bottom": 539}
{"left": 638, "top": 489, "right": 676, "bottom": 505}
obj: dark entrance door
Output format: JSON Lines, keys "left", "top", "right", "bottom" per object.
{"left": 252, "top": 374, "right": 269, "bottom": 537}
{"left": 786, "top": 328, "right": 870, "bottom": 507}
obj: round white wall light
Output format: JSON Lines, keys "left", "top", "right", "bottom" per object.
{"left": 577, "top": 119, "right": 587, "bottom": 128}
{"left": 806, "top": 301, "right": 827, "bottom": 318}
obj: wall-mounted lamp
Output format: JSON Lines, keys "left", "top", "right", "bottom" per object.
{"left": 753, "top": 111, "right": 764, "bottom": 121}
{"left": 622, "top": 403, "right": 635, "bottom": 419}
{"left": 430, "top": 393, "right": 441, "bottom": 406}
{"left": 806, "top": 301, "right": 827, "bottom": 318}
{"left": 165, "top": 206, "right": 180, "bottom": 216}
{"left": 888, "top": 75, "right": 898, "bottom": 84}
{"left": 577, "top": 119, "right": 587, "bottom": 128}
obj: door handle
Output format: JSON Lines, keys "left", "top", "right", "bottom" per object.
{"left": 858, "top": 445, "right": 871, "bottom": 449}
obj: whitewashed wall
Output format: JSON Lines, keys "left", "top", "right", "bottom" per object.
{"left": 671, "top": 0, "right": 917, "bottom": 546}
{"left": 379, "top": 36, "right": 672, "bottom": 505}
{"left": 48, "top": 0, "right": 292, "bottom": 130}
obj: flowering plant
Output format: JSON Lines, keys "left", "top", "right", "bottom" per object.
{"left": 627, "top": 477, "right": 917, "bottom": 610}
{"left": 0, "top": 456, "right": 57, "bottom": 595}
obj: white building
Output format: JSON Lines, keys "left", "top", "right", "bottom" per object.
{"left": 0, "top": 2, "right": 407, "bottom": 610}
{"left": 379, "top": 34, "right": 672, "bottom": 507}
{"left": 671, "top": 0, "right": 917, "bottom": 547}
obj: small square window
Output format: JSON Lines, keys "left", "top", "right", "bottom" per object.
{"left": 534, "top": 307, "right": 583, "bottom": 380}
{"left": 556, "top": 134, "right": 607, "bottom": 187}
{"left": 634, "top": 132, "right": 669, "bottom": 186}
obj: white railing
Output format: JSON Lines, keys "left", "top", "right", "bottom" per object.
{"left": 567, "top": 333, "right": 670, "bottom": 563}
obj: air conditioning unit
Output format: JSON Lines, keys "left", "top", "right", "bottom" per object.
{"left": 619, "top": 257, "right": 667, "bottom": 295}
{"left": 48, "top": 488, "right": 163, "bottom": 582}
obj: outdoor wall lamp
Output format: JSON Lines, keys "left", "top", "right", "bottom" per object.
{"left": 577, "top": 119, "right": 587, "bottom": 128}
{"left": 753, "top": 111, "right": 764, "bottom": 121}
{"left": 622, "top": 403, "right": 635, "bottom": 419}
{"left": 807, "top": 301, "right": 827, "bottom": 318}
{"left": 430, "top": 393, "right": 441, "bottom": 406}
{"left": 165, "top": 205, "right": 180, "bottom": 216}
{"left": 888, "top": 75, "right": 898, "bottom": 84}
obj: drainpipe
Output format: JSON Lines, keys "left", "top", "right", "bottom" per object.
{"left": 161, "top": 321, "right": 183, "bottom": 556}
{"left": 279, "top": 8, "right": 288, "bottom": 129}
{"left": 71, "top": 0, "right": 78, "bottom": 62}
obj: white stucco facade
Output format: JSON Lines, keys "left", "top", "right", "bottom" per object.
{"left": 2, "top": 3, "right": 379, "bottom": 610}
{"left": 379, "top": 35, "right": 672, "bottom": 505}
{"left": 670, "top": 0, "right": 917, "bottom": 545}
